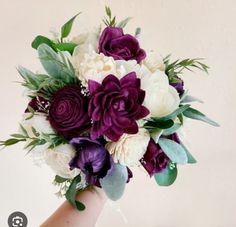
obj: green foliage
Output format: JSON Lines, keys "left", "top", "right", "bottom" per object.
{"left": 32, "top": 35, "right": 55, "bottom": 50}
{"left": 181, "top": 143, "right": 197, "bottom": 164}
{"left": 163, "top": 55, "right": 209, "bottom": 82}
{"left": 162, "top": 123, "right": 182, "bottom": 136}
{"left": 135, "top": 27, "right": 141, "bottom": 38}
{"left": 158, "top": 138, "right": 188, "bottom": 164}
{"left": 61, "top": 13, "right": 81, "bottom": 41}
{"left": 144, "top": 119, "right": 174, "bottom": 132}
{"left": 65, "top": 175, "right": 86, "bottom": 211}
{"left": 181, "top": 94, "right": 203, "bottom": 104}
{"left": 54, "top": 42, "right": 77, "bottom": 55}
{"left": 117, "top": 17, "right": 132, "bottom": 28}
{"left": 183, "top": 107, "right": 219, "bottom": 127}
{"left": 154, "top": 162, "right": 177, "bottom": 186}
{"left": 53, "top": 177, "right": 72, "bottom": 197}
{"left": 103, "top": 6, "right": 116, "bottom": 27}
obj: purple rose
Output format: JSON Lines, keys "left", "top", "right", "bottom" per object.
{"left": 99, "top": 27, "right": 146, "bottom": 63}
{"left": 141, "top": 139, "right": 170, "bottom": 177}
{"left": 69, "top": 137, "right": 114, "bottom": 185}
{"left": 170, "top": 76, "right": 184, "bottom": 96}
{"left": 88, "top": 72, "right": 149, "bottom": 142}
{"left": 48, "top": 85, "right": 91, "bottom": 139}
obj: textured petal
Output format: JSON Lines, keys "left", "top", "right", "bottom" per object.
{"left": 88, "top": 80, "right": 102, "bottom": 95}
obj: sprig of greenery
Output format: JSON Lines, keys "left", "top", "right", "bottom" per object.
{"left": 0, "top": 124, "right": 68, "bottom": 151}
{"left": 163, "top": 55, "right": 209, "bottom": 82}
{"left": 103, "top": 6, "right": 117, "bottom": 27}
{"left": 53, "top": 175, "right": 72, "bottom": 197}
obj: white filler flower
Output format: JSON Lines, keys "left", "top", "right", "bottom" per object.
{"left": 106, "top": 128, "right": 150, "bottom": 167}
{"left": 141, "top": 70, "right": 180, "bottom": 117}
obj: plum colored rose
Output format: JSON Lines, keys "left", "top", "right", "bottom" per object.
{"left": 141, "top": 139, "right": 170, "bottom": 176}
{"left": 49, "top": 85, "right": 91, "bottom": 139}
{"left": 88, "top": 72, "right": 149, "bottom": 142}
{"left": 69, "top": 137, "right": 114, "bottom": 185}
{"left": 99, "top": 27, "right": 146, "bottom": 63}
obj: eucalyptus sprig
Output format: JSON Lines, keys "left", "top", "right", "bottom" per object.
{"left": 164, "top": 55, "right": 209, "bottom": 82}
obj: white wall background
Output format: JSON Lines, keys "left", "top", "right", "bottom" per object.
{"left": 0, "top": 0, "right": 235, "bottom": 226}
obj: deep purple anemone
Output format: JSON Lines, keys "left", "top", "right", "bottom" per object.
{"left": 88, "top": 72, "right": 149, "bottom": 142}
{"left": 69, "top": 137, "right": 114, "bottom": 185}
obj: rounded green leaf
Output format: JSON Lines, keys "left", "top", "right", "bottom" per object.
{"left": 100, "top": 164, "right": 128, "bottom": 201}
{"left": 158, "top": 138, "right": 188, "bottom": 164}
{"left": 154, "top": 164, "right": 177, "bottom": 186}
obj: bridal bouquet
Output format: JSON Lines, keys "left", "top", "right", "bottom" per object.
{"left": 0, "top": 7, "right": 219, "bottom": 211}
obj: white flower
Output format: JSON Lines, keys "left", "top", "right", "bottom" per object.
{"left": 106, "top": 128, "right": 150, "bottom": 167}
{"left": 141, "top": 70, "right": 180, "bottom": 117}
{"left": 143, "top": 51, "right": 165, "bottom": 72}
{"left": 44, "top": 144, "right": 80, "bottom": 179}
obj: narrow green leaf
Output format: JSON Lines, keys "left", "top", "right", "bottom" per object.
{"left": 32, "top": 35, "right": 54, "bottom": 50}
{"left": 117, "top": 17, "right": 132, "bottom": 28}
{"left": 61, "top": 13, "right": 81, "bottom": 40}
{"left": 181, "top": 143, "right": 197, "bottom": 164}
{"left": 31, "top": 127, "right": 40, "bottom": 137}
{"left": 154, "top": 163, "right": 177, "bottom": 186}
{"left": 183, "top": 107, "right": 219, "bottom": 127}
{"left": 54, "top": 175, "right": 69, "bottom": 183}
{"left": 10, "top": 134, "right": 26, "bottom": 139}
{"left": 135, "top": 27, "right": 141, "bottom": 38}
{"left": 19, "top": 124, "right": 29, "bottom": 137}
{"left": 158, "top": 138, "right": 188, "bottom": 164}
{"left": 65, "top": 175, "right": 85, "bottom": 211}
{"left": 105, "top": 6, "right": 112, "bottom": 18}
{"left": 152, "top": 105, "right": 190, "bottom": 121}
{"left": 144, "top": 119, "right": 174, "bottom": 130}
{"left": 181, "top": 95, "right": 203, "bottom": 104}
{"left": 0, "top": 138, "right": 25, "bottom": 146}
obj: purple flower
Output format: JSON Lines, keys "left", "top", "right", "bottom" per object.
{"left": 48, "top": 85, "right": 91, "bottom": 139}
{"left": 25, "top": 96, "right": 50, "bottom": 113}
{"left": 141, "top": 139, "right": 170, "bottom": 177}
{"left": 69, "top": 137, "right": 114, "bottom": 185}
{"left": 88, "top": 72, "right": 149, "bottom": 142}
{"left": 99, "top": 27, "right": 146, "bottom": 63}
{"left": 170, "top": 76, "right": 184, "bottom": 96}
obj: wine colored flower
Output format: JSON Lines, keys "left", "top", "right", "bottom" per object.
{"left": 170, "top": 76, "right": 184, "bottom": 96}
{"left": 25, "top": 96, "right": 50, "bottom": 113}
{"left": 88, "top": 72, "right": 149, "bottom": 142}
{"left": 99, "top": 27, "right": 146, "bottom": 63}
{"left": 141, "top": 139, "right": 170, "bottom": 176}
{"left": 69, "top": 137, "right": 114, "bottom": 185}
{"left": 48, "top": 85, "right": 91, "bottom": 139}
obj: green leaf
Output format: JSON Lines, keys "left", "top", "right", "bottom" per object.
{"left": 183, "top": 107, "right": 219, "bottom": 127}
{"left": 100, "top": 164, "right": 128, "bottom": 201}
{"left": 32, "top": 35, "right": 54, "bottom": 50}
{"left": 158, "top": 138, "right": 188, "bottom": 164}
{"left": 0, "top": 138, "right": 25, "bottom": 146}
{"left": 54, "top": 175, "right": 69, "bottom": 183}
{"left": 31, "top": 127, "right": 40, "bottom": 137}
{"left": 181, "top": 143, "right": 197, "bottom": 164}
{"left": 152, "top": 105, "right": 190, "bottom": 122}
{"left": 162, "top": 123, "right": 182, "bottom": 136}
{"left": 154, "top": 163, "right": 177, "bottom": 186}
{"left": 117, "top": 17, "right": 132, "bottom": 28}
{"left": 61, "top": 13, "right": 81, "bottom": 40}
{"left": 135, "top": 27, "right": 141, "bottom": 38}
{"left": 105, "top": 6, "right": 112, "bottom": 18}
{"left": 65, "top": 175, "right": 85, "bottom": 211}
{"left": 54, "top": 42, "right": 77, "bottom": 55}
{"left": 144, "top": 119, "right": 174, "bottom": 130}
{"left": 181, "top": 95, "right": 203, "bottom": 104}
{"left": 10, "top": 134, "right": 26, "bottom": 139}
{"left": 19, "top": 124, "right": 29, "bottom": 137}
{"left": 38, "top": 44, "right": 77, "bottom": 83}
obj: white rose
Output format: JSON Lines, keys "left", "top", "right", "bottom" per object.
{"left": 143, "top": 51, "right": 165, "bottom": 72}
{"left": 106, "top": 128, "right": 150, "bottom": 167}
{"left": 141, "top": 70, "right": 180, "bottom": 117}
{"left": 44, "top": 144, "right": 80, "bottom": 179}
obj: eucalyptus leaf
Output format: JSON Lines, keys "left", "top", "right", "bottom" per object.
{"left": 100, "top": 164, "right": 128, "bottom": 201}
{"left": 32, "top": 35, "right": 54, "bottom": 50}
{"left": 154, "top": 163, "right": 177, "bottom": 186}
{"left": 61, "top": 13, "right": 81, "bottom": 40}
{"left": 183, "top": 107, "right": 219, "bottom": 127}
{"left": 38, "top": 44, "right": 76, "bottom": 83}
{"left": 181, "top": 95, "right": 203, "bottom": 104}
{"left": 181, "top": 143, "right": 197, "bottom": 163}
{"left": 65, "top": 175, "right": 85, "bottom": 211}
{"left": 162, "top": 123, "right": 182, "bottom": 136}
{"left": 158, "top": 138, "right": 188, "bottom": 164}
